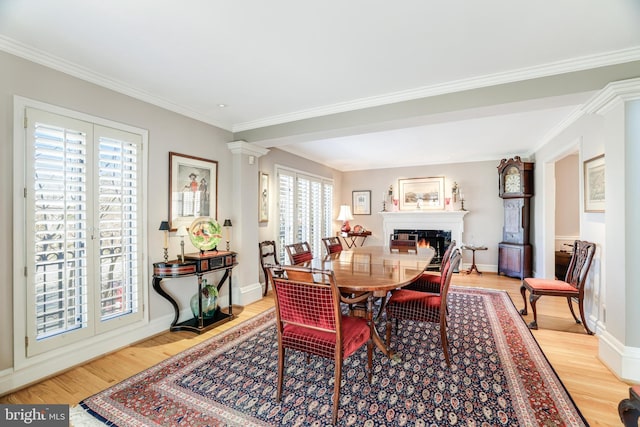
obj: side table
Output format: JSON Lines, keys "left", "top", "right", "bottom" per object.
{"left": 341, "top": 231, "right": 372, "bottom": 248}
{"left": 461, "top": 245, "right": 487, "bottom": 275}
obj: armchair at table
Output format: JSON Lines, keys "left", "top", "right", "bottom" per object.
{"left": 520, "top": 240, "right": 596, "bottom": 334}
{"left": 322, "top": 236, "right": 343, "bottom": 255}
{"left": 284, "top": 241, "right": 313, "bottom": 265}
{"left": 619, "top": 385, "right": 640, "bottom": 427}
{"left": 267, "top": 266, "right": 373, "bottom": 424}
{"left": 385, "top": 249, "right": 461, "bottom": 366}
{"left": 389, "top": 233, "right": 419, "bottom": 253}
{"left": 404, "top": 240, "right": 456, "bottom": 294}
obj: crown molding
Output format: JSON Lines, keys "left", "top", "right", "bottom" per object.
{"left": 232, "top": 47, "right": 640, "bottom": 132}
{"left": 583, "top": 77, "right": 640, "bottom": 115}
{"left": 226, "top": 140, "right": 270, "bottom": 157}
{"left": 0, "top": 35, "right": 233, "bottom": 132}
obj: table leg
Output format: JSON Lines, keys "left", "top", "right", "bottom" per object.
{"left": 465, "top": 249, "right": 482, "bottom": 274}
{"left": 367, "top": 294, "right": 393, "bottom": 358}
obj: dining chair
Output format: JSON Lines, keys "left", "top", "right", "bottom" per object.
{"left": 322, "top": 236, "right": 343, "bottom": 256}
{"left": 384, "top": 249, "right": 461, "bottom": 367}
{"left": 267, "top": 265, "right": 373, "bottom": 424}
{"left": 619, "top": 385, "right": 640, "bottom": 427}
{"left": 258, "top": 240, "right": 282, "bottom": 296}
{"left": 284, "top": 241, "right": 313, "bottom": 264}
{"left": 403, "top": 240, "right": 456, "bottom": 294}
{"left": 519, "top": 240, "right": 596, "bottom": 334}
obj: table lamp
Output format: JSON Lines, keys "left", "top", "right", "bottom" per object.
{"left": 223, "top": 219, "right": 232, "bottom": 250}
{"left": 176, "top": 225, "right": 189, "bottom": 262}
{"left": 336, "top": 205, "right": 353, "bottom": 233}
{"left": 158, "top": 221, "right": 170, "bottom": 262}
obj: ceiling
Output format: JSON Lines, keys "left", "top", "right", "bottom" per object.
{"left": 1, "top": 1, "right": 640, "bottom": 171}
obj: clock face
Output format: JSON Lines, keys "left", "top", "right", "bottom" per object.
{"left": 504, "top": 167, "right": 521, "bottom": 193}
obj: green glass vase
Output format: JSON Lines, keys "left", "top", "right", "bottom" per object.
{"left": 190, "top": 281, "right": 218, "bottom": 319}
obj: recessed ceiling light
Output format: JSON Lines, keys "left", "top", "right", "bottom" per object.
{"left": 218, "top": 104, "right": 227, "bottom": 108}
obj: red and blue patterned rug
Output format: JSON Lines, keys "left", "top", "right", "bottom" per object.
{"left": 73, "top": 286, "right": 587, "bottom": 426}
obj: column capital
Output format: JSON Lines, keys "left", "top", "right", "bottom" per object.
{"left": 227, "top": 140, "right": 270, "bottom": 157}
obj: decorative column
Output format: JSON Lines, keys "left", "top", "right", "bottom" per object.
{"left": 227, "top": 140, "right": 269, "bottom": 306}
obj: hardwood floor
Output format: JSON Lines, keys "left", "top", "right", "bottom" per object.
{"left": 0, "top": 273, "right": 631, "bottom": 426}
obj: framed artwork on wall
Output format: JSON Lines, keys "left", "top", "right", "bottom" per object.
{"left": 352, "top": 190, "right": 371, "bottom": 215}
{"left": 583, "top": 154, "right": 605, "bottom": 212}
{"left": 398, "top": 177, "right": 445, "bottom": 210}
{"left": 259, "top": 171, "right": 269, "bottom": 223}
{"left": 169, "top": 152, "right": 218, "bottom": 230}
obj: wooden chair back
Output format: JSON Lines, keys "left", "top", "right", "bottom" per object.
{"left": 322, "top": 236, "right": 343, "bottom": 255}
{"left": 285, "top": 241, "right": 313, "bottom": 264}
{"left": 258, "top": 240, "right": 280, "bottom": 296}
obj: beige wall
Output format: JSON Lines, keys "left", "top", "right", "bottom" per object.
{"left": 0, "top": 51, "right": 234, "bottom": 387}
{"left": 555, "top": 153, "right": 580, "bottom": 249}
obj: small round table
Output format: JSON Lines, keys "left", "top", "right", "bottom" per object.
{"left": 461, "top": 245, "right": 488, "bottom": 275}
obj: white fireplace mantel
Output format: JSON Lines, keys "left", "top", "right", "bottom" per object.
{"left": 380, "top": 210, "right": 469, "bottom": 250}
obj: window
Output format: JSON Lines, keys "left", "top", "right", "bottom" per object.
{"left": 16, "top": 103, "right": 147, "bottom": 358}
{"left": 277, "top": 167, "right": 333, "bottom": 263}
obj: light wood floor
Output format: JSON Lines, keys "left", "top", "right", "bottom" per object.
{"left": 0, "top": 273, "right": 631, "bottom": 426}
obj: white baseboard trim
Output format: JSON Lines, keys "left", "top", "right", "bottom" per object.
{"left": 0, "top": 314, "right": 175, "bottom": 396}
{"left": 233, "top": 281, "right": 263, "bottom": 307}
{"left": 598, "top": 329, "right": 640, "bottom": 383}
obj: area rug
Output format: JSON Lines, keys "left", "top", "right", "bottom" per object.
{"left": 73, "top": 286, "right": 587, "bottom": 426}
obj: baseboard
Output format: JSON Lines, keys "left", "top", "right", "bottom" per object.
{"left": 598, "top": 329, "right": 640, "bottom": 383}
{"left": 233, "top": 281, "right": 263, "bottom": 306}
{"left": 0, "top": 314, "right": 174, "bottom": 396}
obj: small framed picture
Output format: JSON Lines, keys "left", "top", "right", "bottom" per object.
{"left": 352, "top": 190, "right": 371, "bottom": 215}
{"left": 398, "top": 177, "right": 445, "bottom": 210}
{"left": 259, "top": 171, "right": 269, "bottom": 223}
{"left": 583, "top": 154, "right": 605, "bottom": 212}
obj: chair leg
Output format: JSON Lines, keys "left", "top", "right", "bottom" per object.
{"left": 277, "top": 346, "right": 285, "bottom": 401}
{"left": 440, "top": 318, "right": 450, "bottom": 367}
{"left": 367, "top": 339, "right": 373, "bottom": 383}
{"left": 519, "top": 284, "right": 528, "bottom": 315}
{"left": 577, "top": 297, "right": 595, "bottom": 335}
{"left": 385, "top": 319, "right": 392, "bottom": 347}
{"left": 528, "top": 294, "right": 541, "bottom": 329}
{"left": 333, "top": 356, "right": 342, "bottom": 424}
{"left": 567, "top": 297, "right": 580, "bottom": 323}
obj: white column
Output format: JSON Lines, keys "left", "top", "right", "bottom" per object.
{"left": 227, "top": 141, "right": 269, "bottom": 306}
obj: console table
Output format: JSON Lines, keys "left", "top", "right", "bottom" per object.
{"left": 152, "top": 251, "right": 237, "bottom": 334}
{"left": 341, "top": 231, "right": 372, "bottom": 248}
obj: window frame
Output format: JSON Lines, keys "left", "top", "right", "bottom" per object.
{"left": 13, "top": 96, "right": 149, "bottom": 368}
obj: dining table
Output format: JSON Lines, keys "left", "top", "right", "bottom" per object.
{"left": 293, "top": 245, "right": 435, "bottom": 357}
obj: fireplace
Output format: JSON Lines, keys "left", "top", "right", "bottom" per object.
{"left": 393, "top": 229, "right": 452, "bottom": 268}
{"left": 381, "top": 211, "right": 469, "bottom": 267}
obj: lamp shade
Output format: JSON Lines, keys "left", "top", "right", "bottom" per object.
{"left": 176, "top": 225, "right": 189, "bottom": 237}
{"left": 223, "top": 219, "right": 232, "bottom": 227}
{"left": 336, "top": 205, "right": 353, "bottom": 221}
{"left": 158, "top": 221, "right": 170, "bottom": 231}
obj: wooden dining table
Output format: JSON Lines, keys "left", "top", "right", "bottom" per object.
{"left": 293, "top": 245, "right": 436, "bottom": 357}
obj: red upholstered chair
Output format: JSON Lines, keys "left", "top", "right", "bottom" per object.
{"left": 322, "top": 236, "right": 343, "bottom": 256}
{"left": 258, "top": 240, "right": 281, "bottom": 296}
{"left": 267, "top": 266, "right": 373, "bottom": 424}
{"left": 404, "top": 240, "right": 456, "bottom": 294}
{"left": 619, "top": 385, "right": 640, "bottom": 427}
{"left": 520, "top": 240, "right": 596, "bottom": 334}
{"left": 385, "top": 249, "right": 461, "bottom": 366}
{"left": 285, "top": 241, "right": 313, "bottom": 265}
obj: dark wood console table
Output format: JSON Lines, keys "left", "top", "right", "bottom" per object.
{"left": 341, "top": 231, "right": 372, "bottom": 248}
{"left": 152, "top": 251, "right": 237, "bottom": 334}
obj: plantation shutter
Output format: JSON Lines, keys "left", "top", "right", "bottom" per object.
{"left": 25, "top": 108, "right": 144, "bottom": 356}
{"left": 277, "top": 166, "right": 333, "bottom": 264}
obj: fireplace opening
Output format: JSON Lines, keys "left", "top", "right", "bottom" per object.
{"left": 393, "top": 229, "right": 452, "bottom": 270}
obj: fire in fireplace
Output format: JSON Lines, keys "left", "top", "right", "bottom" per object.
{"left": 393, "top": 229, "right": 452, "bottom": 269}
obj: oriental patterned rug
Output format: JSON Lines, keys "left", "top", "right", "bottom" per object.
{"left": 72, "top": 287, "right": 587, "bottom": 426}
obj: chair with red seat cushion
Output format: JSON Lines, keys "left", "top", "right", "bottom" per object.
{"left": 520, "top": 240, "right": 596, "bottom": 334}
{"left": 267, "top": 266, "right": 373, "bottom": 424}
{"left": 258, "top": 240, "right": 281, "bottom": 296}
{"left": 285, "top": 241, "right": 313, "bottom": 265}
{"left": 619, "top": 385, "right": 640, "bottom": 427}
{"left": 322, "top": 236, "right": 343, "bottom": 256}
{"left": 404, "top": 240, "right": 456, "bottom": 294}
{"left": 385, "top": 249, "right": 461, "bottom": 366}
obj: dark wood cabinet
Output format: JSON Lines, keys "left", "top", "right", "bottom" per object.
{"left": 497, "top": 157, "right": 533, "bottom": 279}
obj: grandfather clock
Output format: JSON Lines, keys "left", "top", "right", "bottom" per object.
{"left": 497, "top": 156, "right": 533, "bottom": 279}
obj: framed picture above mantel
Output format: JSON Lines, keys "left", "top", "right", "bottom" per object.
{"left": 398, "top": 177, "right": 445, "bottom": 211}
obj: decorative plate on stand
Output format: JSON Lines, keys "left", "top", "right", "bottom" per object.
{"left": 188, "top": 217, "right": 222, "bottom": 252}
